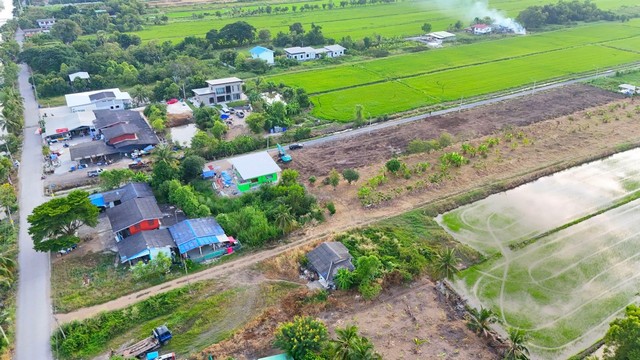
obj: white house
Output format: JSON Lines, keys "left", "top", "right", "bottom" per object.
{"left": 249, "top": 46, "right": 275, "bottom": 65}
{"left": 36, "top": 18, "right": 55, "bottom": 30}
{"left": 284, "top": 46, "right": 317, "bottom": 61}
{"left": 428, "top": 31, "right": 456, "bottom": 42}
{"left": 284, "top": 45, "right": 346, "bottom": 61}
{"left": 471, "top": 24, "right": 492, "bottom": 35}
{"left": 69, "top": 72, "right": 90, "bottom": 82}
{"left": 192, "top": 77, "right": 244, "bottom": 106}
{"left": 64, "top": 88, "right": 132, "bottom": 113}
{"left": 323, "top": 44, "right": 346, "bottom": 58}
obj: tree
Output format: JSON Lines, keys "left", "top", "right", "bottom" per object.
{"left": 99, "top": 169, "right": 135, "bottom": 190}
{"left": 245, "top": 113, "right": 266, "bottom": 134}
{"left": 130, "top": 85, "right": 152, "bottom": 106}
{"left": 433, "top": 247, "right": 459, "bottom": 281}
{"left": 329, "top": 325, "right": 382, "bottom": 360}
{"left": 193, "top": 106, "right": 219, "bottom": 130}
{"left": 0, "top": 184, "right": 17, "bottom": 217}
{"left": 517, "top": 6, "right": 548, "bottom": 29}
{"left": 219, "top": 21, "right": 256, "bottom": 45}
{"left": 421, "top": 23, "right": 432, "bottom": 33}
{"left": 466, "top": 307, "right": 496, "bottom": 339}
{"left": 354, "top": 104, "right": 364, "bottom": 127}
{"left": 152, "top": 144, "right": 178, "bottom": 166}
{"left": 385, "top": 158, "right": 401, "bottom": 173}
{"left": 27, "top": 190, "right": 99, "bottom": 252}
{"left": 50, "top": 19, "right": 82, "bottom": 44}
{"left": 180, "top": 155, "right": 206, "bottom": 182}
{"left": 131, "top": 252, "right": 172, "bottom": 280}
{"left": 342, "top": 168, "right": 359, "bottom": 184}
{"left": 604, "top": 305, "right": 640, "bottom": 359}
{"left": 354, "top": 255, "right": 382, "bottom": 284}
{"left": 504, "top": 328, "right": 530, "bottom": 360}
{"left": 274, "top": 316, "right": 328, "bottom": 359}
{"left": 328, "top": 169, "right": 340, "bottom": 190}
{"left": 258, "top": 29, "right": 271, "bottom": 43}
{"left": 333, "top": 268, "right": 354, "bottom": 290}
{"left": 216, "top": 206, "right": 278, "bottom": 247}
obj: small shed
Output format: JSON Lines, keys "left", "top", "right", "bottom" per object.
{"left": 307, "top": 242, "right": 355, "bottom": 288}
{"left": 250, "top": 46, "right": 275, "bottom": 65}
{"left": 169, "top": 217, "right": 238, "bottom": 262}
{"left": 229, "top": 152, "right": 281, "bottom": 192}
{"left": 428, "top": 31, "right": 456, "bottom": 41}
{"left": 116, "top": 228, "right": 175, "bottom": 264}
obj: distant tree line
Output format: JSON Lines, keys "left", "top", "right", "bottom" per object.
{"left": 517, "top": 0, "right": 629, "bottom": 29}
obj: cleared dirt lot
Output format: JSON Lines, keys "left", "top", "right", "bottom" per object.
{"left": 293, "top": 84, "right": 622, "bottom": 177}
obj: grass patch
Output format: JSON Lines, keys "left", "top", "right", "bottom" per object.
{"left": 53, "top": 280, "right": 299, "bottom": 359}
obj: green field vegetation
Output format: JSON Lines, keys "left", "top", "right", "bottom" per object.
{"left": 53, "top": 280, "right": 299, "bottom": 359}
{"left": 138, "top": 0, "right": 632, "bottom": 43}
{"left": 437, "top": 148, "right": 640, "bottom": 358}
{"left": 588, "top": 69, "right": 640, "bottom": 92}
{"left": 262, "top": 20, "right": 640, "bottom": 121}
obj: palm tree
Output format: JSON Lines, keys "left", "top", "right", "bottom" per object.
{"left": 273, "top": 205, "right": 297, "bottom": 234}
{"left": 329, "top": 325, "right": 359, "bottom": 359}
{"left": 504, "top": 328, "right": 530, "bottom": 360}
{"left": 433, "top": 247, "right": 459, "bottom": 281}
{"left": 152, "top": 144, "right": 177, "bottom": 165}
{"left": 466, "top": 307, "right": 496, "bottom": 338}
{"left": 0, "top": 253, "right": 16, "bottom": 288}
{"left": 328, "top": 325, "right": 382, "bottom": 360}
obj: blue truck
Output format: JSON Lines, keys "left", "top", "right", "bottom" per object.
{"left": 117, "top": 326, "right": 172, "bottom": 359}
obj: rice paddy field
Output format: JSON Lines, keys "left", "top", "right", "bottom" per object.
{"left": 269, "top": 20, "right": 640, "bottom": 121}
{"left": 436, "top": 148, "right": 640, "bottom": 359}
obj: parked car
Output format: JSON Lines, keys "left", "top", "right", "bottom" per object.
{"left": 289, "top": 143, "right": 304, "bottom": 150}
{"left": 236, "top": 111, "right": 245, "bottom": 118}
{"left": 228, "top": 108, "right": 236, "bottom": 114}
{"left": 87, "top": 168, "right": 104, "bottom": 177}
{"left": 58, "top": 244, "right": 78, "bottom": 255}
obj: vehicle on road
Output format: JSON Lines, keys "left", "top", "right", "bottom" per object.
{"left": 87, "top": 168, "right": 104, "bottom": 177}
{"left": 116, "top": 325, "right": 172, "bottom": 359}
{"left": 289, "top": 143, "right": 304, "bottom": 150}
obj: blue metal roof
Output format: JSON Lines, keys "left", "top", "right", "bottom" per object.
{"left": 169, "top": 218, "right": 227, "bottom": 254}
{"left": 89, "top": 193, "right": 105, "bottom": 207}
{"left": 250, "top": 46, "right": 273, "bottom": 55}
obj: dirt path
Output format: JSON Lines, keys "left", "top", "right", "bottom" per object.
{"left": 56, "top": 89, "right": 637, "bottom": 324}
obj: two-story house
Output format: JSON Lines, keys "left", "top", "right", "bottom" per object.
{"left": 191, "top": 77, "right": 244, "bottom": 106}
{"left": 64, "top": 88, "right": 132, "bottom": 113}
{"left": 36, "top": 18, "right": 56, "bottom": 30}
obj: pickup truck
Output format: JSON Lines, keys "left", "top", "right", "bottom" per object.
{"left": 87, "top": 168, "right": 104, "bottom": 177}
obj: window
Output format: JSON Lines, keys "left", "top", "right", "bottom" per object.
{"left": 232, "top": 94, "right": 240, "bottom": 100}
{"left": 215, "top": 87, "right": 226, "bottom": 95}
{"left": 216, "top": 95, "right": 225, "bottom": 102}
{"left": 209, "top": 97, "right": 215, "bottom": 104}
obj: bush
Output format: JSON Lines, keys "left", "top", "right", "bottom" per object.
{"left": 131, "top": 253, "right": 172, "bottom": 280}
{"left": 358, "top": 281, "right": 382, "bottom": 300}
{"left": 326, "top": 201, "right": 336, "bottom": 215}
{"left": 342, "top": 168, "right": 360, "bottom": 184}
{"left": 274, "top": 316, "right": 328, "bottom": 359}
{"left": 385, "top": 159, "right": 402, "bottom": 173}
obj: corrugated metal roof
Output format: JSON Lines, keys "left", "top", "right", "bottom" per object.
{"left": 229, "top": 152, "right": 281, "bottom": 180}
{"left": 169, "top": 218, "right": 228, "bottom": 254}
{"left": 250, "top": 46, "right": 273, "bottom": 55}
{"left": 116, "top": 228, "right": 174, "bottom": 262}
{"left": 106, "top": 197, "right": 162, "bottom": 233}
{"left": 307, "top": 242, "right": 354, "bottom": 280}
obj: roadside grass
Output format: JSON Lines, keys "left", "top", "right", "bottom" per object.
{"left": 53, "top": 280, "right": 300, "bottom": 359}
{"left": 588, "top": 68, "right": 640, "bottom": 92}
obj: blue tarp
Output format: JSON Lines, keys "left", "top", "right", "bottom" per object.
{"left": 202, "top": 170, "right": 215, "bottom": 179}
{"left": 221, "top": 171, "right": 233, "bottom": 186}
{"left": 169, "top": 218, "right": 227, "bottom": 254}
{"left": 89, "top": 193, "right": 105, "bottom": 207}
{"left": 146, "top": 352, "right": 159, "bottom": 360}
{"left": 143, "top": 145, "right": 155, "bottom": 152}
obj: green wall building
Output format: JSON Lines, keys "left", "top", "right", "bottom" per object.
{"left": 229, "top": 152, "right": 282, "bottom": 192}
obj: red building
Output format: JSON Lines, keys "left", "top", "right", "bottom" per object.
{"left": 106, "top": 197, "right": 163, "bottom": 240}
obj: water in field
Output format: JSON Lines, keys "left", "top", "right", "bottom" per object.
{"left": 170, "top": 123, "right": 197, "bottom": 147}
{"left": 437, "top": 148, "right": 640, "bottom": 255}
{"left": 437, "top": 147, "right": 640, "bottom": 359}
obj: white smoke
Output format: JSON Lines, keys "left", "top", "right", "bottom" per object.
{"left": 433, "top": 0, "right": 526, "bottom": 34}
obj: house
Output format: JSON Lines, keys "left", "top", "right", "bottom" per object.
{"left": 70, "top": 110, "right": 158, "bottom": 162}
{"left": 22, "top": 28, "right": 43, "bottom": 37}
{"left": 306, "top": 242, "right": 355, "bottom": 288}
{"left": 90, "top": 182, "right": 154, "bottom": 209}
{"left": 323, "top": 44, "right": 346, "bottom": 58}
{"left": 228, "top": 152, "right": 282, "bottom": 192}
{"left": 284, "top": 46, "right": 317, "bottom": 61}
{"left": 427, "top": 31, "right": 456, "bottom": 42}
{"left": 191, "top": 77, "right": 244, "bottom": 106}
{"left": 116, "top": 228, "right": 175, "bottom": 264}
{"left": 43, "top": 111, "right": 95, "bottom": 142}
{"left": 470, "top": 24, "right": 492, "bottom": 35}
{"left": 106, "top": 197, "right": 163, "bottom": 240}
{"left": 65, "top": 88, "right": 132, "bottom": 113}
{"left": 250, "top": 46, "right": 275, "bottom": 65}
{"left": 169, "top": 217, "right": 239, "bottom": 262}
{"left": 69, "top": 72, "right": 90, "bottom": 82}
{"left": 36, "top": 18, "right": 55, "bottom": 30}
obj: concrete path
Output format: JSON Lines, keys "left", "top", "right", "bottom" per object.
{"left": 14, "top": 29, "right": 53, "bottom": 360}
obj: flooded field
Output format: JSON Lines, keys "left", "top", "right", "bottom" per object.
{"left": 437, "top": 148, "right": 640, "bottom": 359}
{"left": 170, "top": 123, "right": 197, "bottom": 147}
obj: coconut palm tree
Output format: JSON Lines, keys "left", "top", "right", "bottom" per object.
{"left": 504, "top": 328, "right": 530, "bottom": 360}
{"left": 433, "top": 247, "right": 459, "bottom": 281}
{"left": 273, "top": 205, "right": 297, "bottom": 234}
{"left": 152, "top": 143, "right": 177, "bottom": 165}
{"left": 466, "top": 307, "right": 496, "bottom": 338}
{"left": 328, "top": 325, "right": 382, "bottom": 360}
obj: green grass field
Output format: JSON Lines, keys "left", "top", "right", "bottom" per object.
{"left": 437, "top": 149, "right": 640, "bottom": 359}
{"left": 138, "top": 0, "right": 631, "bottom": 43}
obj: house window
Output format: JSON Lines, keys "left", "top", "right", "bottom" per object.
{"left": 215, "top": 87, "right": 226, "bottom": 95}
{"left": 216, "top": 95, "right": 226, "bottom": 102}
{"left": 225, "top": 95, "right": 231, "bottom": 101}
{"left": 306, "top": 54, "right": 309, "bottom": 58}
{"left": 232, "top": 94, "right": 240, "bottom": 100}
{"left": 209, "top": 97, "right": 215, "bottom": 104}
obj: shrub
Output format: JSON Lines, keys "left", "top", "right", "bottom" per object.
{"left": 274, "top": 316, "right": 328, "bottom": 359}
{"left": 326, "top": 201, "right": 336, "bottom": 215}
{"left": 438, "top": 132, "right": 453, "bottom": 148}
{"left": 342, "top": 168, "right": 360, "bottom": 184}
{"left": 440, "top": 152, "right": 467, "bottom": 167}
{"left": 334, "top": 268, "right": 354, "bottom": 290}
{"left": 385, "top": 159, "right": 402, "bottom": 173}
{"left": 358, "top": 281, "right": 382, "bottom": 300}
{"left": 308, "top": 176, "right": 317, "bottom": 185}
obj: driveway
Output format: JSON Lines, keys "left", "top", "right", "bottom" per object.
{"left": 14, "top": 29, "right": 53, "bottom": 360}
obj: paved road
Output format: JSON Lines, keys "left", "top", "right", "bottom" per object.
{"left": 14, "top": 29, "right": 53, "bottom": 360}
